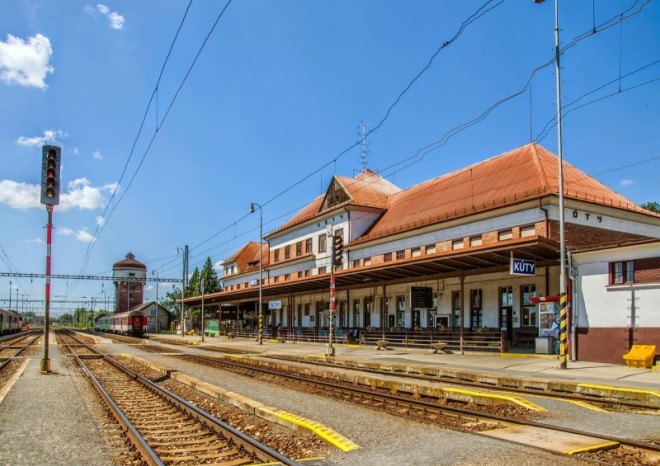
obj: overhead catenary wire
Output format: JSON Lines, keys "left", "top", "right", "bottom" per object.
{"left": 174, "top": 1, "right": 659, "bottom": 277}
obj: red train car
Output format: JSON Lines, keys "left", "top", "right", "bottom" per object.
{"left": 95, "top": 310, "right": 147, "bottom": 337}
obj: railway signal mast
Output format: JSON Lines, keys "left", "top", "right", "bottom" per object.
{"left": 40, "top": 145, "right": 61, "bottom": 374}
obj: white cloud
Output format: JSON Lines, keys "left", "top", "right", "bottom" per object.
{"left": 73, "top": 147, "right": 80, "bottom": 156}
{"left": 92, "top": 149, "right": 103, "bottom": 160}
{"left": 0, "top": 177, "right": 119, "bottom": 212}
{"left": 0, "top": 33, "right": 54, "bottom": 89}
{"left": 620, "top": 179, "right": 633, "bottom": 187}
{"left": 58, "top": 227, "right": 74, "bottom": 236}
{"left": 0, "top": 180, "right": 41, "bottom": 209}
{"left": 26, "top": 238, "right": 45, "bottom": 244}
{"left": 95, "top": 216, "right": 105, "bottom": 226}
{"left": 76, "top": 229, "right": 96, "bottom": 243}
{"left": 16, "top": 129, "right": 66, "bottom": 147}
{"left": 86, "top": 4, "right": 125, "bottom": 30}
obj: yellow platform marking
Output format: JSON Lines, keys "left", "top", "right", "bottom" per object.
{"left": 496, "top": 390, "right": 609, "bottom": 413}
{"left": 564, "top": 400, "right": 609, "bottom": 413}
{"left": 578, "top": 383, "right": 660, "bottom": 400}
{"left": 273, "top": 410, "right": 358, "bottom": 452}
{"left": 565, "top": 441, "right": 620, "bottom": 455}
{"left": 443, "top": 387, "right": 547, "bottom": 412}
{"left": 345, "top": 344, "right": 361, "bottom": 349}
{"left": 499, "top": 352, "right": 557, "bottom": 360}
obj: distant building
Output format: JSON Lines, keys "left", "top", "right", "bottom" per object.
{"left": 132, "top": 301, "right": 171, "bottom": 333}
{"left": 112, "top": 252, "right": 146, "bottom": 314}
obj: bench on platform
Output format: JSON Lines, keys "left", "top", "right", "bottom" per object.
{"left": 376, "top": 339, "right": 389, "bottom": 350}
{"left": 431, "top": 342, "right": 448, "bottom": 354}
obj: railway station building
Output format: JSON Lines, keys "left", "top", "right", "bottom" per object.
{"left": 184, "top": 143, "right": 660, "bottom": 364}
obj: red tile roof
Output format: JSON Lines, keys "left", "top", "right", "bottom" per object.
{"left": 356, "top": 143, "right": 645, "bottom": 242}
{"left": 223, "top": 241, "right": 269, "bottom": 273}
{"left": 270, "top": 169, "right": 400, "bottom": 236}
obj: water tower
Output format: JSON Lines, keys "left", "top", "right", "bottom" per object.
{"left": 112, "top": 252, "right": 146, "bottom": 314}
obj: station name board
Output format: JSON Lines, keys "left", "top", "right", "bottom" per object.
{"left": 510, "top": 258, "right": 536, "bottom": 276}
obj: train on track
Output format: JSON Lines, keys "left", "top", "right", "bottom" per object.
{"left": 0, "top": 307, "right": 22, "bottom": 335}
{"left": 95, "top": 310, "right": 148, "bottom": 337}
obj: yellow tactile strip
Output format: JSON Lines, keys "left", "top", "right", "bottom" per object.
{"left": 442, "top": 387, "right": 547, "bottom": 412}
{"left": 577, "top": 383, "right": 660, "bottom": 404}
{"left": 268, "top": 409, "right": 358, "bottom": 452}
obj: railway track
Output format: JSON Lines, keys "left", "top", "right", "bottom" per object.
{"left": 160, "top": 350, "right": 660, "bottom": 465}
{"left": 264, "top": 354, "right": 660, "bottom": 411}
{"left": 57, "top": 330, "right": 301, "bottom": 466}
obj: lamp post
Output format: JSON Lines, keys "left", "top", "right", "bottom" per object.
{"left": 177, "top": 246, "right": 188, "bottom": 336}
{"left": 8, "top": 281, "right": 11, "bottom": 312}
{"left": 249, "top": 202, "right": 263, "bottom": 345}
{"left": 535, "top": 0, "right": 567, "bottom": 368}
{"left": 200, "top": 277, "right": 205, "bottom": 342}
{"left": 152, "top": 270, "right": 159, "bottom": 304}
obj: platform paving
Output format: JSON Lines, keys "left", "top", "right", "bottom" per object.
{"left": 0, "top": 338, "right": 115, "bottom": 466}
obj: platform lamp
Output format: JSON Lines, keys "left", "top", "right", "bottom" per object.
{"left": 249, "top": 202, "right": 263, "bottom": 345}
{"left": 534, "top": 0, "right": 568, "bottom": 368}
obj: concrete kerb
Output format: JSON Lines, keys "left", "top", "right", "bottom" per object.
{"left": 117, "top": 354, "right": 357, "bottom": 451}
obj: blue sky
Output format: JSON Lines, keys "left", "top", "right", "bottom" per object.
{"left": 1, "top": 1, "right": 659, "bottom": 316}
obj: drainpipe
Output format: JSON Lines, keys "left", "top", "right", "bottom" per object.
{"left": 538, "top": 199, "right": 549, "bottom": 239}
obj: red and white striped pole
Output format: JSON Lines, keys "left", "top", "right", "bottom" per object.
{"left": 40, "top": 205, "right": 53, "bottom": 373}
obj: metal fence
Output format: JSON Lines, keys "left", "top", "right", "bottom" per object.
{"left": 217, "top": 327, "right": 504, "bottom": 353}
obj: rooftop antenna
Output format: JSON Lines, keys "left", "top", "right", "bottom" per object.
{"left": 359, "top": 120, "right": 368, "bottom": 170}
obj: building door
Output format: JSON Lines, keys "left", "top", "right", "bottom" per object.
{"left": 363, "top": 297, "right": 372, "bottom": 328}
{"left": 499, "top": 286, "right": 513, "bottom": 343}
{"left": 470, "top": 289, "right": 483, "bottom": 329}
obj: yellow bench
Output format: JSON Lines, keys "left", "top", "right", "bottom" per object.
{"left": 623, "top": 345, "right": 656, "bottom": 368}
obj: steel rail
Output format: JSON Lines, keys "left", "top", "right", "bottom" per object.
{"left": 59, "top": 330, "right": 300, "bottom": 466}
{"left": 0, "top": 333, "right": 41, "bottom": 371}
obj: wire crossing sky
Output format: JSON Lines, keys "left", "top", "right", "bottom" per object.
{"left": 1, "top": 0, "right": 658, "bottom": 315}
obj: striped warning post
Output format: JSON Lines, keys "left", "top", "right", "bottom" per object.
{"left": 560, "top": 292, "right": 567, "bottom": 369}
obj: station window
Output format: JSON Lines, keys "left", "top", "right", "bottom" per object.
{"left": 305, "top": 238, "right": 313, "bottom": 253}
{"left": 318, "top": 234, "right": 327, "bottom": 253}
{"left": 611, "top": 261, "right": 634, "bottom": 284}
{"left": 304, "top": 269, "right": 311, "bottom": 277}
{"left": 284, "top": 273, "right": 290, "bottom": 281}
{"left": 470, "top": 236, "right": 483, "bottom": 247}
{"left": 411, "top": 247, "right": 421, "bottom": 257}
{"left": 364, "top": 257, "right": 372, "bottom": 266}
{"left": 274, "top": 248, "right": 280, "bottom": 262}
{"left": 297, "top": 271, "right": 303, "bottom": 278}
{"left": 318, "top": 266, "right": 327, "bottom": 274}
{"left": 498, "top": 229, "right": 513, "bottom": 241}
{"left": 296, "top": 241, "right": 302, "bottom": 256}
{"left": 353, "top": 259, "right": 361, "bottom": 268}
{"left": 521, "top": 284, "right": 537, "bottom": 326}
{"left": 426, "top": 243, "right": 436, "bottom": 254}
{"left": 273, "top": 276, "right": 279, "bottom": 283}
{"left": 384, "top": 252, "right": 393, "bottom": 262}
{"left": 396, "top": 250, "right": 405, "bottom": 260}
{"left": 520, "top": 225, "right": 536, "bottom": 238}
{"left": 284, "top": 245, "right": 291, "bottom": 260}
{"left": 452, "top": 239, "right": 464, "bottom": 250}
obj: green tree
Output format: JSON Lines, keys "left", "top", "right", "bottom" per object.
{"left": 161, "top": 288, "right": 182, "bottom": 319}
{"left": 187, "top": 267, "right": 201, "bottom": 297}
{"left": 200, "top": 257, "right": 221, "bottom": 294}
{"left": 641, "top": 201, "right": 660, "bottom": 213}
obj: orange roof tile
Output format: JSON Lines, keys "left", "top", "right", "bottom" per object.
{"left": 356, "top": 143, "right": 646, "bottom": 242}
{"left": 223, "top": 241, "right": 269, "bottom": 273}
{"left": 270, "top": 169, "right": 400, "bottom": 236}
